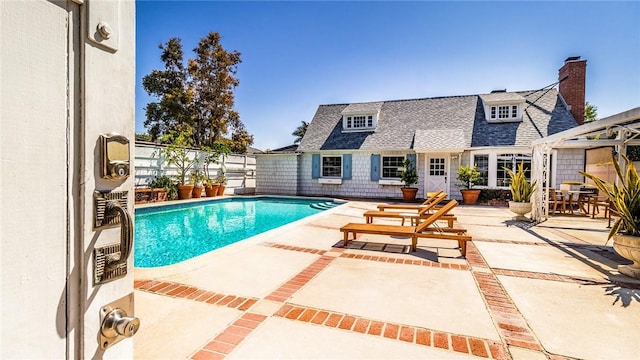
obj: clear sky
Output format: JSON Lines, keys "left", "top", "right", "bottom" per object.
{"left": 136, "top": 1, "right": 640, "bottom": 151}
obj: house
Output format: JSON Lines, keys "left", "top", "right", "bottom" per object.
{"left": 256, "top": 57, "right": 587, "bottom": 200}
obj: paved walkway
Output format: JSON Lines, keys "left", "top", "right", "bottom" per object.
{"left": 133, "top": 199, "right": 640, "bottom": 360}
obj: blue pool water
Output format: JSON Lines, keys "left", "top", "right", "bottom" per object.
{"left": 134, "top": 197, "right": 340, "bottom": 268}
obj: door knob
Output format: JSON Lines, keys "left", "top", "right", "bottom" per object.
{"left": 101, "top": 308, "right": 140, "bottom": 339}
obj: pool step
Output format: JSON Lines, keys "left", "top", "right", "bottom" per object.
{"left": 310, "top": 202, "right": 338, "bottom": 210}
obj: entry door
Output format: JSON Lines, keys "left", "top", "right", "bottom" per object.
{"left": 425, "top": 155, "right": 449, "bottom": 195}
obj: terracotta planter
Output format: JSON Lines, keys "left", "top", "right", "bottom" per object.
{"left": 205, "top": 184, "right": 219, "bottom": 197}
{"left": 192, "top": 185, "right": 203, "bottom": 198}
{"left": 401, "top": 187, "right": 418, "bottom": 202}
{"left": 508, "top": 201, "right": 533, "bottom": 222}
{"left": 177, "top": 184, "right": 194, "bottom": 200}
{"left": 460, "top": 189, "right": 481, "bottom": 205}
{"left": 217, "top": 185, "right": 226, "bottom": 196}
{"left": 613, "top": 234, "right": 640, "bottom": 279}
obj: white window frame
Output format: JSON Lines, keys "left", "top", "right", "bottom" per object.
{"left": 483, "top": 102, "right": 524, "bottom": 123}
{"left": 470, "top": 150, "right": 536, "bottom": 189}
{"left": 321, "top": 155, "right": 342, "bottom": 178}
{"left": 342, "top": 113, "right": 378, "bottom": 132}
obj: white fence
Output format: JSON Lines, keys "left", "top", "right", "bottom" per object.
{"left": 134, "top": 142, "right": 256, "bottom": 195}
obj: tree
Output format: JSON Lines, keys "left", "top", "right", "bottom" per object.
{"left": 229, "top": 125, "right": 255, "bottom": 154}
{"left": 189, "top": 32, "right": 243, "bottom": 146}
{"left": 142, "top": 38, "right": 193, "bottom": 141}
{"left": 142, "top": 32, "right": 253, "bottom": 150}
{"left": 292, "top": 121, "right": 309, "bottom": 144}
{"left": 584, "top": 101, "right": 598, "bottom": 123}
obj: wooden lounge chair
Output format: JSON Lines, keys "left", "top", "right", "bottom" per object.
{"left": 340, "top": 200, "right": 471, "bottom": 256}
{"left": 363, "top": 193, "right": 457, "bottom": 227}
{"left": 376, "top": 190, "right": 444, "bottom": 212}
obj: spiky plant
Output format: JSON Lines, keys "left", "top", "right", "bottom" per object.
{"left": 504, "top": 162, "right": 537, "bottom": 202}
{"left": 580, "top": 155, "right": 640, "bottom": 239}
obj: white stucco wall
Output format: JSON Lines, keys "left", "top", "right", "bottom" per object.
{"left": 1, "top": 1, "right": 70, "bottom": 357}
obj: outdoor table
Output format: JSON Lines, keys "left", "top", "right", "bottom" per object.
{"left": 567, "top": 190, "right": 596, "bottom": 215}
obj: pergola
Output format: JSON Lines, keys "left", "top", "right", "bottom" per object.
{"left": 530, "top": 107, "right": 640, "bottom": 222}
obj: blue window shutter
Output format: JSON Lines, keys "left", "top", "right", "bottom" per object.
{"left": 370, "top": 154, "right": 380, "bottom": 181}
{"left": 406, "top": 153, "right": 417, "bottom": 168}
{"left": 311, "top": 154, "right": 320, "bottom": 179}
{"left": 342, "top": 154, "right": 352, "bottom": 180}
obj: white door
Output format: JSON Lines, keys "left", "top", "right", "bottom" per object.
{"left": 425, "top": 155, "right": 449, "bottom": 195}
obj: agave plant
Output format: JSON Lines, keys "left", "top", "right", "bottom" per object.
{"left": 580, "top": 154, "right": 640, "bottom": 239}
{"left": 504, "top": 162, "right": 537, "bottom": 202}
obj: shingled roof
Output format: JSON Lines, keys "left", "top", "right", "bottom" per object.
{"left": 297, "top": 88, "right": 577, "bottom": 151}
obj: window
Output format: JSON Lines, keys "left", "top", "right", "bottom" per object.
{"left": 497, "top": 153, "right": 532, "bottom": 187}
{"left": 322, "top": 156, "right": 342, "bottom": 178}
{"left": 382, "top": 156, "right": 404, "bottom": 178}
{"left": 343, "top": 114, "right": 376, "bottom": 130}
{"left": 471, "top": 152, "right": 532, "bottom": 188}
{"left": 474, "top": 154, "right": 489, "bottom": 186}
{"left": 488, "top": 104, "right": 520, "bottom": 121}
{"left": 429, "top": 158, "right": 445, "bottom": 176}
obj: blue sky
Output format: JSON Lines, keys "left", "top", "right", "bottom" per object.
{"left": 136, "top": 1, "right": 640, "bottom": 151}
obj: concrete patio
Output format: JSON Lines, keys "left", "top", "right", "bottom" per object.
{"left": 133, "top": 199, "right": 640, "bottom": 360}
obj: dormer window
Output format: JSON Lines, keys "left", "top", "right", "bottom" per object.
{"left": 480, "top": 93, "right": 525, "bottom": 123}
{"left": 341, "top": 102, "right": 383, "bottom": 132}
{"left": 345, "top": 115, "right": 374, "bottom": 130}
{"left": 490, "top": 105, "right": 520, "bottom": 121}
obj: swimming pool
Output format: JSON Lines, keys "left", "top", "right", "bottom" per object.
{"left": 134, "top": 196, "right": 341, "bottom": 267}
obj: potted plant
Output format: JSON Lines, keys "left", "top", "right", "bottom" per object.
{"left": 161, "top": 125, "right": 196, "bottom": 199}
{"left": 580, "top": 154, "right": 640, "bottom": 279}
{"left": 457, "top": 164, "right": 481, "bottom": 205}
{"left": 399, "top": 158, "right": 419, "bottom": 202}
{"left": 148, "top": 175, "right": 178, "bottom": 201}
{"left": 504, "top": 162, "right": 537, "bottom": 221}
{"left": 215, "top": 174, "right": 227, "bottom": 196}
{"left": 201, "top": 142, "right": 231, "bottom": 197}
{"left": 190, "top": 168, "right": 206, "bottom": 198}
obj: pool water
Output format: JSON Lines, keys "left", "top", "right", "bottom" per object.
{"left": 134, "top": 197, "right": 340, "bottom": 267}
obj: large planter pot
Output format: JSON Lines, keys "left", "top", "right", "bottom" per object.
{"left": 401, "top": 187, "right": 418, "bottom": 202}
{"left": 613, "top": 234, "right": 640, "bottom": 279}
{"left": 217, "top": 185, "right": 226, "bottom": 196}
{"left": 205, "top": 184, "right": 219, "bottom": 197}
{"left": 460, "top": 189, "right": 481, "bottom": 205}
{"left": 508, "top": 201, "right": 533, "bottom": 222}
{"left": 177, "top": 184, "right": 194, "bottom": 200}
{"left": 192, "top": 185, "right": 203, "bottom": 198}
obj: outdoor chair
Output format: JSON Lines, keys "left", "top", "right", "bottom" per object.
{"left": 548, "top": 188, "right": 566, "bottom": 214}
{"left": 363, "top": 193, "right": 456, "bottom": 226}
{"left": 340, "top": 200, "right": 471, "bottom": 255}
{"left": 376, "top": 190, "right": 444, "bottom": 211}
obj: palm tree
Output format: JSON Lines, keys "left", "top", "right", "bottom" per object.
{"left": 292, "top": 121, "right": 309, "bottom": 144}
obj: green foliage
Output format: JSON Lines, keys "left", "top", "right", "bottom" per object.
{"left": 148, "top": 175, "right": 178, "bottom": 200}
{"left": 214, "top": 174, "right": 227, "bottom": 185}
{"left": 626, "top": 146, "right": 640, "bottom": 162}
{"left": 201, "top": 141, "right": 231, "bottom": 181}
{"left": 135, "top": 133, "right": 153, "bottom": 142}
{"left": 580, "top": 155, "right": 640, "bottom": 239}
{"left": 504, "top": 162, "right": 537, "bottom": 202}
{"left": 584, "top": 101, "right": 598, "bottom": 123}
{"left": 478, "top": 189, "right": 511, "bottom": 202}
{"left": 456, "top": 164, "right": 481, "bottom": 190}
{"left": 292, "top": 121, "right": 309, "bottom": 144}
{"left": 160, "top": 124, "right": 196, "bottom": 185}
{"left": 399, "top": 159, "right": 418, "bottom": 188}
{"left": 143, "top": 32, "right": 253, "bottom": 150}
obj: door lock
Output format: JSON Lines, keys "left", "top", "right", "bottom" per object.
{"left": 99, "top": 293, "right": 139, "bottom": 350}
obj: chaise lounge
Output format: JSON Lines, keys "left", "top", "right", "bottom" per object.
{"left": 340, "top": 200, "right": 471, "bottom": 256}
{"left": 363, "top": 192, "right": 457, "bottom": 226}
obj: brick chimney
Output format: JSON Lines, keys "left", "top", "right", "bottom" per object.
{"left": 558, "top": 56, "right": 587, "bottom": 125}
